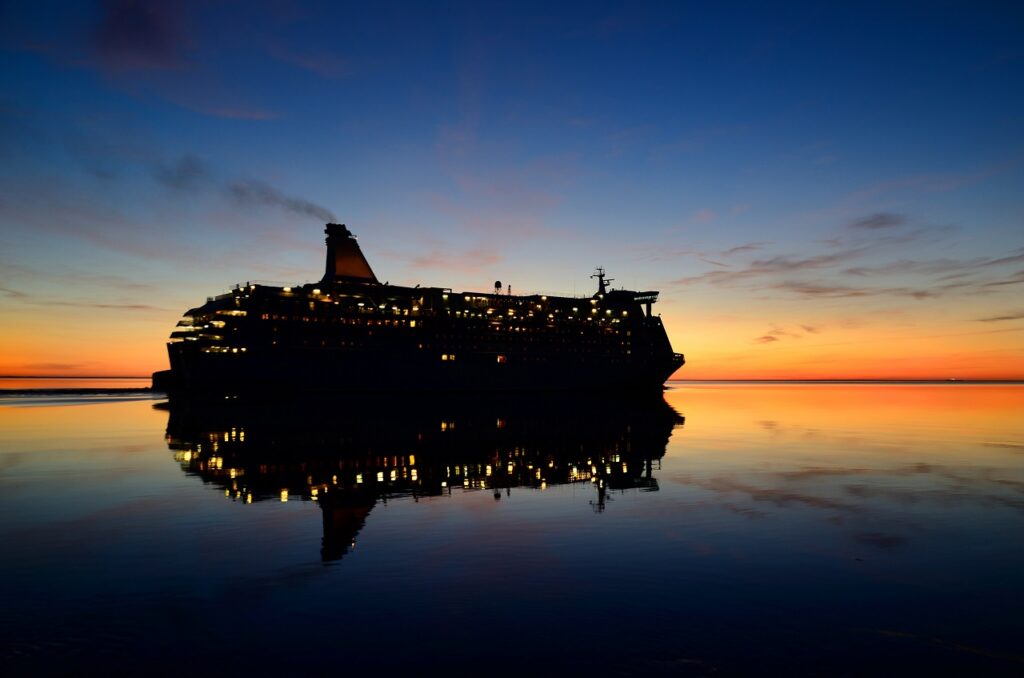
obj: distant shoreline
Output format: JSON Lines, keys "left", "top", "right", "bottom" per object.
{"left": 0, "top": 376, "right": 150, "bottom": 379}
{"left": 0, "top": 388, "right": 155, "bottom": 396}
{"left": 671, "top": 379, "right": 1024, "bottom": 385}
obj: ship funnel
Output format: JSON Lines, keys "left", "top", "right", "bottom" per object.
{"left": 323, "top": 223, "right": 379, "bottom": 284}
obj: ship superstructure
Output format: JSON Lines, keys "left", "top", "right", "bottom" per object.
{"left": 155, "top": 224, "right": 684, "bottom": 391}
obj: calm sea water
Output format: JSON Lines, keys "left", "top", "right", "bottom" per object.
{"left": 1, "top": 384, "right": 1022, "bottom": 675}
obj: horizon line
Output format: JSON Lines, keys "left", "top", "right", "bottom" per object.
{"left": 3, "top": 375, "right": 1024, "bottom": 384}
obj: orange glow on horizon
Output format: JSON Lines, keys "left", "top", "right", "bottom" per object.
{"left": 2, "top": 297, "right": 1023, "bottom": 381}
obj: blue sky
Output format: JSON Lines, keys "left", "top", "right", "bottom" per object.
{"left": 1, "top": 1, "right": 1023, "bottom": 377}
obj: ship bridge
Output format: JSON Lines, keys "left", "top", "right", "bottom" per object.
{"left": 632, "top": 291, "right": 659, "bottom": 317}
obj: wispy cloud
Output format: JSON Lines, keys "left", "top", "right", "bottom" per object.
{"left": 0, "top": 178, "right": 199, "bottom": 261}
{"left": 92, "top": 0, "right": 188, "bottom": 72}
{"left": 721, "top": 242, "right": 768, "bottom": 257}
{"left": 978, "top": 311, "right": 1024, "bottom": 322}
{"left": 0, "top": 283, "right": 167, "bottom": 312}
{"left": 847, "top": 212, "right": 906, "bottom": 230}
{"left": 672, "top": 246, "right": 876, "bottom": 287}
{"left": 667, "top": 221, "right": 1024, "bottom": 303}
{"left": 409, "top": 247, "right": 503, "bottom": 273}
{"left": 981, "top": 269, "right": 1024, "bottom": 288}
{"left": 769, "top": 281, "right": 935, "bottom": 300}
{"left": 0, "top": 285, "right": 27, "bottom": 299}
{"left": 46, "top": 301, "right": 166, "bottom": 311}
{"left": 153, "top": 154, "right": 206, "bottom": 191}
{"left": 12, "top": 1, "right": 277, "bottom": 121}
{"left": 689, "top": 208, "right": 716, "bottom": 224}
{"left": 843, "top": 248, "right": 1024, "bottom": 277}
{"left": 754, "top": 325, "right": 822, "bottom": 343}
{"left": 269, "top": 45, "right": 352, "bottom": 79}
{"left": 20, "top": 362, "right": 89, "bottom": 372}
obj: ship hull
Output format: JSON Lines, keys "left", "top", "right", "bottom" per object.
{"left": 157, "top": 347, "right": 684, "bottom": 393}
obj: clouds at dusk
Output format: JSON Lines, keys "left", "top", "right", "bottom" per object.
{"left": 1, "top": 1, "right": 1022, "bottom": 377}
{"left": 846, "top": 213, "right": 907, "bottom": 230}
{"left": 92, "top": 0, "right": 188, "bottom": 72}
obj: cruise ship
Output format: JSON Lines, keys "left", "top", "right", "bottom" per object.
{"left": 153, "top": 223, "right": 684, "bottom": 392}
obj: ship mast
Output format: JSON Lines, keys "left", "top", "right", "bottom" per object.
{"left": 591, "top": 267, "right": 614, "bottom": 296}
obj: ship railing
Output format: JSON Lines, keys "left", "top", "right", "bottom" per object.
{"left": 230, "top": 280, "right": 299, "bottom": 291}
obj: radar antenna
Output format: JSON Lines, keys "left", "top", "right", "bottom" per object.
{"left": 591, "top": 267, "right": 613, "bottom": 295}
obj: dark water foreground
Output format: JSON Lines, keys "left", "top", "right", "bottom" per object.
{"left": 1, "top": 384, "right": 1022, "bottom": 675}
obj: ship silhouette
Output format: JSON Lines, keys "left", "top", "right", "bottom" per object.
{"left": 162, "top": 392, "right": 683, "bottom": 561}
{"left": 153, "top": 224, "right": 684, "bottom": 392}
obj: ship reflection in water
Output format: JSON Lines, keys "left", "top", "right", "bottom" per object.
{"left": 163, "top": 393, "right": 683, "bottom": 561}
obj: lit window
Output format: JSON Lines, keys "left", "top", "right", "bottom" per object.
{"left": 496, "top": 355, "right": 506, "bottom": 364}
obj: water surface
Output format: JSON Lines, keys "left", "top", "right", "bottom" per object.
{"left": 1, "top": 384, "right": 1022, "bottom": 674}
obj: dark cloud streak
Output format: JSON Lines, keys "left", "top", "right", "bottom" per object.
{"left": 847, "top": 212, "right": 906, "bottom": 230}
{"left": 93, "top": 0, "right": 187, "bottom": 71}
{"left": 0, "top": 285, "right": 28, "bottom": 299}
{"left": 977, "top": 311, "right": 1024, "bottom": 322}
{"left": 153, "top": 154, "right": 205, "bottom": 191}
{"left": 721, "top": 242, "right": 769, "bottom": 257}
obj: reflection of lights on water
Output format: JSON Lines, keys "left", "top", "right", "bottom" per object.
{"left": 280, "top": 489, "right": 289, "bottom": 502}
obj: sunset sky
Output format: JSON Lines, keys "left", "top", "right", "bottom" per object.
{"left": 1, "top": 1, "right": 1022, "bottom": 379}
